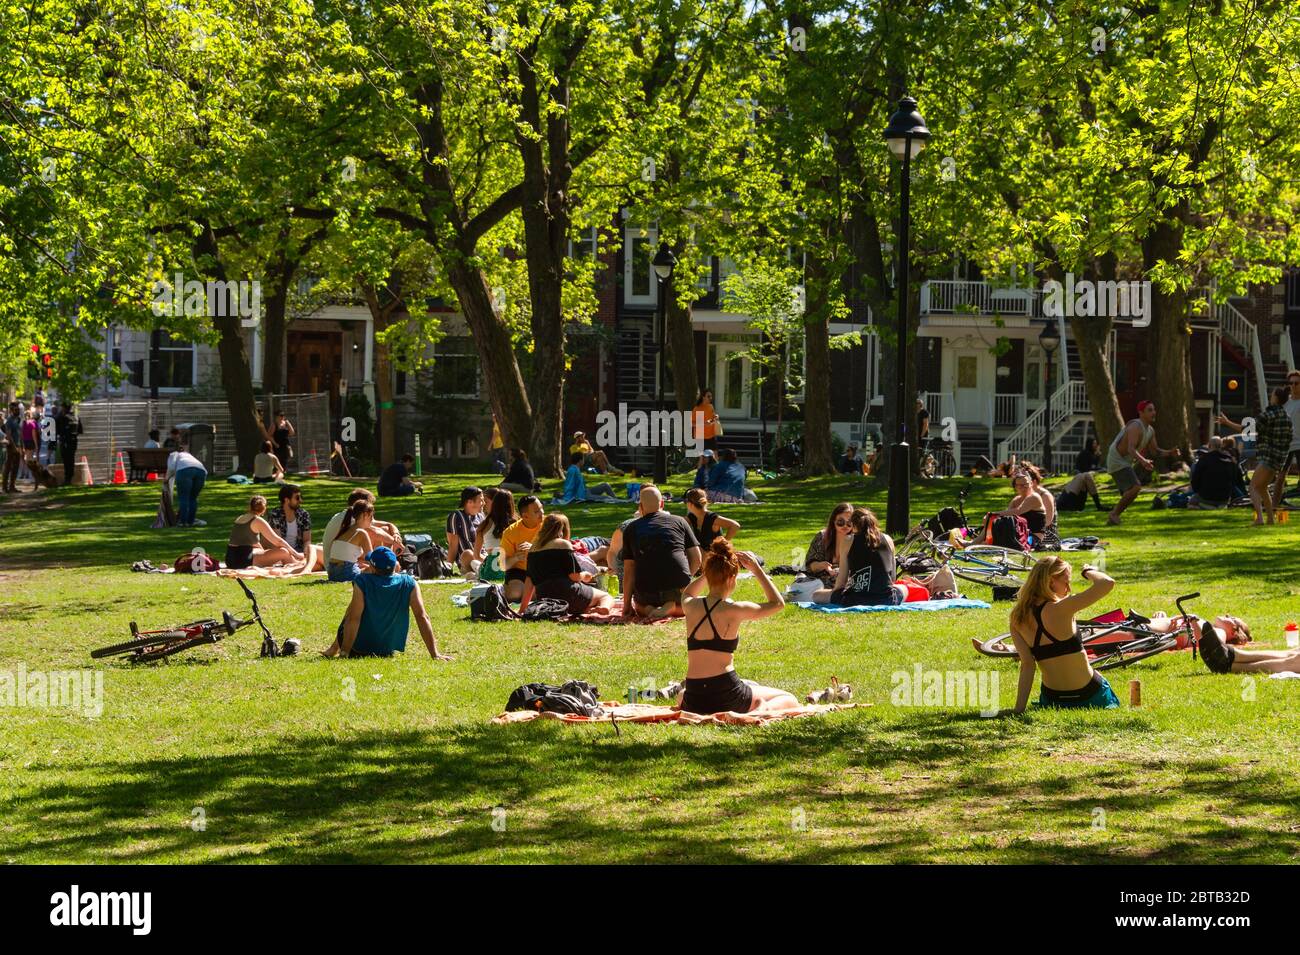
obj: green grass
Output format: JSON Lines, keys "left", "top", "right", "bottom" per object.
{"left": 2, "top": 471, "right": 1299, "bottom": 863}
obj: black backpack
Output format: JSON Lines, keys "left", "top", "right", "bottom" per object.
{"left": 506, "top": 680, "right": 603, "bottom": 716}
{"left": 470, "top": 584, "right": 519, "bottom": 621}
{"left": 520, "top": 598, "right": 570, "bottom": 621}
{"left": 417, "top": 544, "right": 455, "bottom": 579}
{"left": 985, "top": 513, "right": 1031, "bottom": 553}
{"left": 925, "top": 506, "right": 965, "bottom": 539}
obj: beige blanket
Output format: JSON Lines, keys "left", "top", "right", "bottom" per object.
{"left": 492, "top": 701, "right": 865, "bottom": 727}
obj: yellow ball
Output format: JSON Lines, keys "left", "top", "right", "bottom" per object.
{"left": 1228, "top": 379, "right": 1239, "bottom": 391}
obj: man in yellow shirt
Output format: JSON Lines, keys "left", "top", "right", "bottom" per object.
{"left": 500, "top": 494, "right": 544, "bottom": 602}
{"left": 490, "top": 416, "right": 507, "bottom": 473}
{"left": 570, "top": 431, "right": 623, "bottom": 475}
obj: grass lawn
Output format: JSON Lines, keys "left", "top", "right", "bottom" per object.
{"left": 1, "top": 470, "right": 1298, "bottom": 864}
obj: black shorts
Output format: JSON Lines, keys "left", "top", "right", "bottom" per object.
{"left": 505, "top": 567, "right": 527, "bottom": 584}
{"left": 680, "top": 670, "right": 753, "bottom": 716}
{"left": 1056, "top": 490, "right": 1085, "bottom": 511}
{"left": 225, "top": 545, "right": 255, "bottom": 570}
{"left": 831, "top": 586, "right": 901, "bottom": 608}
{"left": 536, "top": 582, "right": 595, "bottom": 614}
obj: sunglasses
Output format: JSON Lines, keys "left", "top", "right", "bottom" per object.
{"left": 834, "top": 519, "right": 851, "bottom": 527}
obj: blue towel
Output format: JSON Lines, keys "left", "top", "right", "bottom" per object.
{"left": 795, "top": 598, "right": 992, "bottom": 613}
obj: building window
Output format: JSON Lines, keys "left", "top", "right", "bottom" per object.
{"left": 458, "top": 435, "right": 479, "bottom": 458}
{"left": 957, "top": 355, "right": 978, "bottom": 389}
{"left": 569, "top": 227, "right": 597, "bottom": 260}
{"left": 395, "top": 370, "right": 407, "bottom": 397}
{"left": 429, "top": 337, "right": 479, "bottom": 397}
{"left": 624, "top": 226, "right": 657, "bottom": 306}
{"left": 156, "top": 332, "right": 195, "bottom": 390}
{"left": 427, "top": 437, "right": 448, "bottom": 458}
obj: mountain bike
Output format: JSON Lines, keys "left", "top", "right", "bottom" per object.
{"left": 897, "top": 528, "right": 1032, "bottom": 589}
{"left": 974, "top": 593, "right": 1201, "bottom": 670}
{"left": 919, "top": 437, "right": 957, "bottom": 479}
{"left": 91, "top": 579, "right": 281, "bottom": 663}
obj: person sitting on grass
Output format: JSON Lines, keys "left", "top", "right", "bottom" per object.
{"left": 557, "top": 452, "right": 620, "bottom": 503}
{"left": 706, "top": 447, "right": 755, "bottom": 504}
{"left": 675, "top": 538, "right": 800, "bottom": 716}
{"left": 622, "top": 485, "right": 702, "bottom": 620}
{"left": 569, "top": 431, "right": 623, "bottom": 475}
{"left": 804, "top": 502, "right": 853, "bottom": 586}
{"left": 225, "top": 495, "right": 304, "bottom": 571}
{"left": 839, "top": 444, "right": 865, "bottom": 475}
{"left": 266, "top": 483, "right": 323, "bottom": 573}
{"left": 1188, "top": 435, "right": 1244, "bottom": 508}
{"left": 519, "top": 514, "right": 617, "bottom": 616}
{"left": 809, "top": 507, "right": 959, "bottom": 606}
{"left": 252, "top": 440, "right": 285, "bottom": 484}
{"left": 474, "top": 488, "right": 516, "bottom": 580}
{"left": 321, "top": 489, "right": 405, "bottom": 560}
{"left": 377, "top": 453, "right": 422, "bottom": 497}
{"left": 998, "top": 469, "right": 1049, "bottom": 539}
{"left": 693, "top": 450, "right": 716, "bottom": 487}
{"left": 445, "top": 485, "right": 485, "bottom": 575}
{"left": 607, "top": 502, "right": 643, "bottom": 592}
{"left": 499, "top": 448, "right": 537, "bottom": 495}
{"left": 500, "top": 494, "right": 545, "bottom": 602}
{"left": 684, "top": 487, "right": 740, "bottom": 551}
{"left": 1007, "top": 556, "right": 1120, "bottom": 713}
{"left": 324, "top": 546, "right": 450, "bottom": 661}
{"left": 328, "top": 500, "right": 377, "bottom": 582}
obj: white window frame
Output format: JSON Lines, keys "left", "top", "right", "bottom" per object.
{"left": 624, "top": 225, "right": 658, "bottom": 307}
{"left": 458, "top": 434, "right": 480, "bottom": 458}
{"left": 155, "top": 333, "right": 197, "bottom": 394}
{"left": 568, "top": 227, "right": 598, "bottom": 261}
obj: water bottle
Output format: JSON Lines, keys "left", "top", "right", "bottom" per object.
{"left": 1286, "top": 621, "right": 1299, "bottom": 650}
{"left": 607, "top": 573, "right": 620, "bottom": 596}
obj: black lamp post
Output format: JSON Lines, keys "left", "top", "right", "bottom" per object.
{"left": 1039, "top": 320, "right": 1061, "bottom": 474}
{"left": 883, "top": 96, "right": 930, "bottom": 536}
{"left": 652, "top": 243, "right": 677, "bottom": 484}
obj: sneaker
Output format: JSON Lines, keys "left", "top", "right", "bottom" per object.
{"left": 191, "top": 519, "right": 207, "bottom": 527}
{"left": 657, "top": 680, "right": 684, "bottom": 700}
{"left": 1198, "top": 620, "right": 1235, "bottom": 674}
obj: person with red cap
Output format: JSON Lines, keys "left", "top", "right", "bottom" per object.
{"left": 1105, "top": 400, "right": 1173, "bottom": 525}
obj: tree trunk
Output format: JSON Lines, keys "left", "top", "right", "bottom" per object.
{"left": 1142, "top": 212, "right": 1196, "bottom": 460}
{"left": 261, "top": 270, "right": 289, "bottom": 398}
{"left": 801, "top": 250, "right": 834, "bottom": 474}
{"left": 666, "top": 272, "right": 699, "bottom": 415}
{"left": 1069, "top": 315, "right": 1122, "bottom": 452}
{"left": 444, "top": 257, "right": 534, "bottom": 456}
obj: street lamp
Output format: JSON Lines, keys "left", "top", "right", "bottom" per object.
{"left": 652, "top": 243, "right": 677, "bottom": 484}
{"left": 883, "top": 95, "right": 930, "bottom": 536}
{"left": 1039, "top": 320, "right": 1061, "bottom": 474}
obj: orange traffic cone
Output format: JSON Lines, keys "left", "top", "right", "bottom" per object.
{"left": 307, "top": 448, "right": 322, "bottom": 476}
{"left": 112, "top": 451, "right": 127, "bottom": 484}
{"left": 79, "top": 455, "right": 94, "bottom": 486}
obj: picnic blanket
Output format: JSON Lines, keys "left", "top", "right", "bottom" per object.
{"left": 491, "top": 700, "right": 865, "bottom": 726}
{"left": 795, "top": 597, "right": 991, "bottom": 613}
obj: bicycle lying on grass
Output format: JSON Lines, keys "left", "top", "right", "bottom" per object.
{"left": 973, "top": 592, "right": 1201, "bottom": 670}
{"left": 91, "top": 579, "right": 292, "bottom": 663}
{"left": 897, "top": 527, "right": 1034, "bottom": 589}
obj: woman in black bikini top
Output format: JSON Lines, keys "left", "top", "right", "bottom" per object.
{"left": 683, "top": 488, "right": 740, "bottom": 552}
{"left": 1009, "top": 555, "right": 1120, "bottom": 713}
{"left": 677, "top": 537, "right": 799, "bottom": 716}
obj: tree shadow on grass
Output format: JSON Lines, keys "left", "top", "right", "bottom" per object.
{"left": 8, "top": 711, "right": 1296, "bottom": 863}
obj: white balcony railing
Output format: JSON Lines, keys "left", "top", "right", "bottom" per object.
{"left": 997, "top": 379, "right": 1089, "bottom": 467}
{"left": 922, "top": 281, "right": 1046, "bottom": 318}
{"left": 994, "top": 393, "right": 1025, "bottom": 427}
{"left": 1204, "top": 289, "right": 1267, "bottom": 409}
{"left": 919, "top": 391, "right": 955, "bottom": 429}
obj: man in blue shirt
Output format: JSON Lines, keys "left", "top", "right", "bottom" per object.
{"left": 325, "top": 547, "right": 450, "bottom": 660}
{"left": 706, "top": 448, "right": 750, "bottom": 503}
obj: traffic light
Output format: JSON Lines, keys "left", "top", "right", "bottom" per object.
{"left": 26, "top": 345, "right": 53, "bottom": 381}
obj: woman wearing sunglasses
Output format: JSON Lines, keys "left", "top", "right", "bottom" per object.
{"left": 803, "top": 502, "right": 853, "bottom": 585}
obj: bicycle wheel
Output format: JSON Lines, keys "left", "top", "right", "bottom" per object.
{"left": 1088, "top": 634, "right": 1178, "bottom": 671}
{"left": 976, "top": 632, "right": 1018, "bottom": 657}
{"left": 90, "top": 621, "right": 220, "bottom": 659}
{"left": 959, "top": 546, "right": 1037, "bottom": 573}
{"left": 939, "top": 450, "right": 957, "bottom": 478}
{"left": 132, "top": 633, "right": 225, "bottom": 662}
{"left": 953, "top": 566, "right": 1024, "bottom": 589}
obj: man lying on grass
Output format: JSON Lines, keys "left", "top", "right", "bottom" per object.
{"left": 323, "top": 547, "right": 451, "bottom": 661}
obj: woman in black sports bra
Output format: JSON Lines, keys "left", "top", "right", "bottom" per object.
{"left": 683, "top": 488, "right": 740, "bottom": 552}
{"left": 677, "top": 538, "right": 800, "bottom": 716}
{"left": 1000, "top": 469, "right": 1048, "bottom": 536}
{"left": 1009, "top": 556, "right": 1119, "bottom": 712}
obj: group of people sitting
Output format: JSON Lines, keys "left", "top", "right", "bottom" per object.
{"left": 691, "top": 448, "right": 758, "bottom": 503}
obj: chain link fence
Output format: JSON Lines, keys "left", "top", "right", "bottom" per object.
{"left": 75, "top": 393, "right": 331, "bottom": 484}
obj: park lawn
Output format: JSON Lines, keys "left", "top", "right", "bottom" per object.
{"left": 1, "top": 471, "right": 1298, "bottom": 864}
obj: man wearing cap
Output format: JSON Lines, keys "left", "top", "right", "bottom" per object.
{"left": 324, "top": 547, "right": 450, "bottom": 660}
{"left": 692, "top": 450, "right": 716, "bottom": 488}
{"left": 1105, "top": 400, "right": 1173, "bottom": 525}
{"left": 569, "top": 431, "right": 622, "bottom": 475}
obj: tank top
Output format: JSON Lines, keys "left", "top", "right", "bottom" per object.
{"left": 229, "top": 515, "right": 262, "bottom": 548}
{"left": 688, "top": 511, "right": 721, "bottom": 548}
{"left": 1106, "top": 420, "right": 1154, "bottom": 472}
{"left": 843, "top": 534, "right": 895, "bottom": 597}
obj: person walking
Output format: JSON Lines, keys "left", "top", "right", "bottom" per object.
{"left": 54, "top": 402, "right": 81, "bottom": 485}
{"left": 3, "top": 402, "right": 24, "bottom": 493}
{"left": 1271, "top": 369, "right": 1300, "bottom": 505}
{"left": 1219, "top": 387, "right": 1294, "bottom": 525}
